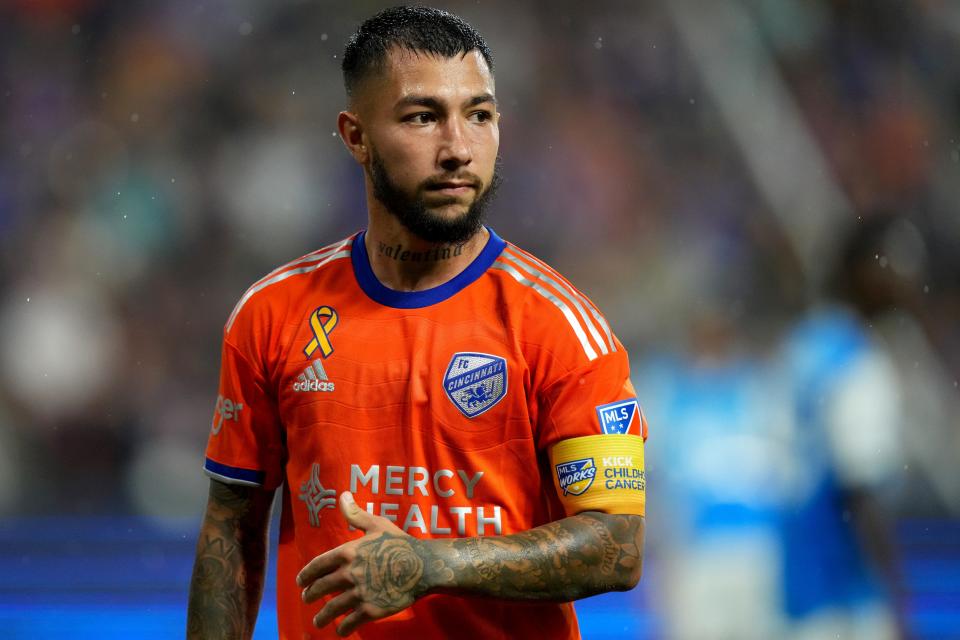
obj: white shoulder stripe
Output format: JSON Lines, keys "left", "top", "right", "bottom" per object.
{"left": 491, "top": 260, "right": 599, "bottom": 361}
{"left": 250, "top": 238, "right": 349, "bottom": 289}
{"left": 507, "top": 247, "right": 617, "bottom": 353}
{"left": 226, "top": 239, "right": 353, "bottom": 332}
{"left": 501, "top": 251, "right": 610, "bottom": 356}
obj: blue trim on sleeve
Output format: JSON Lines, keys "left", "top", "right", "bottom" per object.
{"left": 351, "top": 227, "right": 506, "bottom": 309}
{"left": 203, "top": 458, "right": 265, "bottom": 485}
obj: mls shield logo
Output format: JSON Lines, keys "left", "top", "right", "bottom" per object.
{"left": 555, "top": 458, "right": 597, "bottom": 496}
{"left": 595, "top": 398, "right": 641, "bottom": 435}
{"left": 443, "top": 352, "right": 508, "bottom": 418}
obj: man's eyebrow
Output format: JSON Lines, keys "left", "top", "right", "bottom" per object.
{"left": 395, "top": 94, "right": 497, "bottom": 111}
{"left": 395, "top": 95, "right": 444, "bottom": 111}
{"left": 466, "top": 93, "right": 497, "bottom": 108}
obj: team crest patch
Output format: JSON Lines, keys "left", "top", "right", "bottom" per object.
{"left": 555, "top": 458, "right": 597, "bottom": 496}
{"left": 595, "top": 398, "right": 641, "bottom": 435}
{"left": 443, "top": 352, "right": 508, "bottom": 418}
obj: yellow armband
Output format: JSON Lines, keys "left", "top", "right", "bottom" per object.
{"left": 549, "top": 434, "right": 646, "bottom": 516}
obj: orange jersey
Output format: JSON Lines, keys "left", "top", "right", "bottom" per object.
{"left": 204, "top": 228, "right": 647, "bottom": 639}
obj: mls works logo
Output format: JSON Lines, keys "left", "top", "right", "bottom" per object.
{"left": 555, "top": 458, "right": 597, "bottom": 496}
{"left": 595, "top": 398, "right": 641, "bottom": 435}
{"left": 443, "top": 352, "right": 507, "bottom": 418}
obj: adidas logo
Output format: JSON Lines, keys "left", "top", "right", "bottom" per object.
{"left": 293, "top": 359, "right": 335, "bottom": 392}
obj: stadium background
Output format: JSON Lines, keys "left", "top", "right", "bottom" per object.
{"left": 1, "top": 0, "right": 958, "bottom": 638}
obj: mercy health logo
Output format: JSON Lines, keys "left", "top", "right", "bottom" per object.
{"left": 298, "top": 463, "right": 337, "bottom": 527}
{"left": 556, "top": 458, "right": 597, "bottom": 496}
{"left": 443, "top": 352, "right": 507, "bottom": 418}
{"left": 297, "top": 461, "right": 503, "bottom": 536}
{"left": 595, "top": 398, "right": 641, "bottom": 435}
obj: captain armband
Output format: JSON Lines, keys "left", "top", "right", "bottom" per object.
{"left": 549, "top": 434, "right": 646, "bottom": 517}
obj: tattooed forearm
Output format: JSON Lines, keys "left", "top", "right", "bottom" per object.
{"left": 430, "top": 512, "right": 643, "bottom": 601}
{"left": 186, "top": 479, "right": 274, "bottom": 639}
{"left": 441, "top": 512, "right": 642, "bottom": 600}
{"left": 345, "top": 512, "right": 643, "bottom": 606}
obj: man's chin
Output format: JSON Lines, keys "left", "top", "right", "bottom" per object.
{"left": 420, "top": 200, "right": 474, "bottom": 221}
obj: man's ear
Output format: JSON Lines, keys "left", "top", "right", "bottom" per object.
{"left": 338, "top": 111, "right": 369, "bottom": 164}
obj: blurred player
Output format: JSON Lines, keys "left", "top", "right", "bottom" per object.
{"left": 186, "top": 6, "right": 647, "bottom": 639}
{"left": 777, "top": 215, "right": 910, "bottom": 640}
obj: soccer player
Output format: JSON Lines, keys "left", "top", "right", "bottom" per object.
{"left": 187, "top": 6, "right": 647, "bottom": 639}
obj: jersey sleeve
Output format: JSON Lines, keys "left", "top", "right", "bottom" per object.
{"left": 536, "top": 350, "right": 648, "bottom": 448}
{"left": 515, "top": 265, "right": 648, "bottom": 517}
{"left": 540, "top": 350, "right": 648, "bottom": 517}
{"left": 203, "top": 310, "right": 285, "bottom": 490}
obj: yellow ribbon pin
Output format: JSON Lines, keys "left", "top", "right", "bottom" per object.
{"left": 304, "top": 306, "right": 338, "bottom": 358}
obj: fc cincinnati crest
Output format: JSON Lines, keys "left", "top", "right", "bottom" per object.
{"left": 443, "top": 352, "right": 508, "bottom": 418}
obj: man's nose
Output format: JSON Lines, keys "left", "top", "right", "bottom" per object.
{"left": 437, "top": 117, "right": 472, "bottom": 170}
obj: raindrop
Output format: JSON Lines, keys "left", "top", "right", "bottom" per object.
{"left": 239, "top": 22, "right": 253, "bottom": 36}
{"left": 71, "top": 24, "right": 80, "bottom": 35}
{"left": 130, "top": 113, "right": 139, "bottom": 123}
{"left": 321, "top": 33, "right": 328, "bottom": 41}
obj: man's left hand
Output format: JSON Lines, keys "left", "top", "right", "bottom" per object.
{"left": 297, "top": 492, "right": 427, "bottom": 636}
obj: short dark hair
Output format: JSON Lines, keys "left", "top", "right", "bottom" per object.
{"left": 342, "top": 6, "right": 494, "bottom": 98}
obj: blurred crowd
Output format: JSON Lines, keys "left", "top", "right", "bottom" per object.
{"left": 1, "top": 0, "right": 959, "bottom": 637}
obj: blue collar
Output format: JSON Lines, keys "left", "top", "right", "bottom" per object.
{"left": 351, "top": 227, "right": 506, "bottom": 309}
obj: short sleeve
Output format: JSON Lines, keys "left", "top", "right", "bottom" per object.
{"left": 203, "top": 336, "right": 284, "bottom": 490}
{"left": 536, "top": 349, "right": 648, "bottom": 452}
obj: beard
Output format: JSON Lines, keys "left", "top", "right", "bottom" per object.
{"left": 369, "top": 150, "right": 502, "bottom": 245}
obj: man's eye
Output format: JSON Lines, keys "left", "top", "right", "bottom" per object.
{"left": 406, "top": 113, "right": 436, "bottom": 124}
{"left": 470, "top": 110, "right": 492, "bottom": 123}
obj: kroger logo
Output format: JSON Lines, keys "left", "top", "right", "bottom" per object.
{"left": 555, "top": 458, "right": 597, "bottom": 496}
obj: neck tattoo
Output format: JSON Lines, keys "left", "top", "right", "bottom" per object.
{"left": 377, "top": 240, "right": 465, "bottom": 263}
